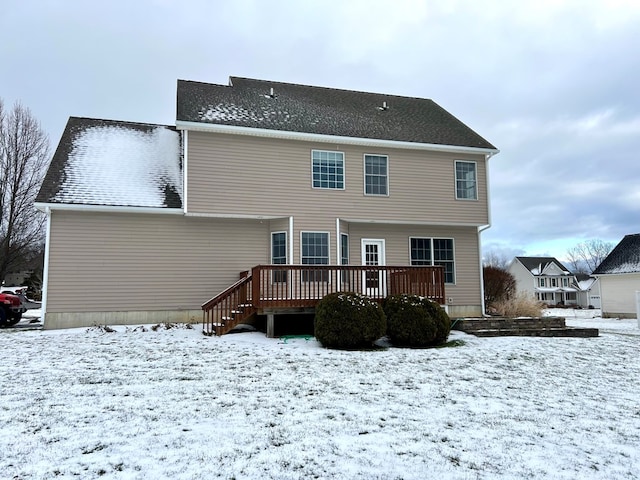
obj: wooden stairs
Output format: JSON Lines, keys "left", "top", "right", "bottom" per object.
{"left": 452, "top": 316, "right": 599, "bottom": 337}
{"left": 202, "top": 274, "right": 256, "bottom": 336}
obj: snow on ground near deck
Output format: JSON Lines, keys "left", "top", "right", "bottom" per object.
{"left": 2, "top": 319, "right": 639, "bottom": 479}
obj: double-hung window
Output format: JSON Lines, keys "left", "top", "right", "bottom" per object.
{"left": 410, "top": 237, "right": 455, "bottom": 284}
{"left": 271, "top": 232, "right": 287, "bottom": 283}
{"left": 455, "top": 161, "right": 477, "bottom": 200}
{"left": 312, "top": 150, "right": 344, "bottom": 189}
{"left": 301, "top": 232, "right": 329, "bottom": 282}
{"left": 364, "top": 155, "right": 388, "bottom": 195}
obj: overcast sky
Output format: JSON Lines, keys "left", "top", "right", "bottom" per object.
{"left": 2, "top": 0, "right": 638, "bottom": 262}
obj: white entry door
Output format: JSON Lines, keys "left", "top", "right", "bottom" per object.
{"left": 361, "top": 239, "right": 386, "bottom": 297}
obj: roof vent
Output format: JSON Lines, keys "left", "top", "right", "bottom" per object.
{"left": 265, "top": 87, "right": 277, "bottom": 99}
{"left": 377, "top": 101, "right": 388, "bottom": 111}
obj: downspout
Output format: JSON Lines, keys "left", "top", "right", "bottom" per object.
{"left": 289, "top": 216, "right": 294, "bottom": 299}
{"left": 478, "top": 150, "right": 497, "bottom": 317}
{"left": 41, "top": 206, "right": 52, "bottom": 326}
{"left": 478, "top": 224, "right": 491, "bottom": 317}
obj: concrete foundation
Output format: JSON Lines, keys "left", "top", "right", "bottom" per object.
{"left": 43, "top": 309, "right": 203, "bottom": 330}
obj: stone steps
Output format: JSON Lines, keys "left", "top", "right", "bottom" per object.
{"left": 452, "top": 316, "right": 599, "bottom": 338}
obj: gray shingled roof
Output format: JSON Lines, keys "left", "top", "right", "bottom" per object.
{"left": 592, "top": 234, "right": 640, "bottom": 275}
{"left": 515, "top": 256, "right": 572, "bottom": 274}
{"left": 36, "top": 117, "right": 182, "bottom": 208}
{"left": 176, "top": 77, "right": 497, "bottom": 150}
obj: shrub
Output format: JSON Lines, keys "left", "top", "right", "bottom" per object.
{"left": 383, "top": 294, "right": 451, "bottom": 347}
{"left": 314, "top": 292, "right": 386, "bottom": 349}
{"left": 483, "top": 265, "right": 516, "bottom": 309}
{"left": 491, "top": 292, "right": 544, "bottom": 317}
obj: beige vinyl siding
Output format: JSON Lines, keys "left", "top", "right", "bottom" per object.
{"left": 348, "top": 223, "right": 481, "bottom": 307}
{"left": 187, "top": 132, "right": 488, "bottom": 225}
{"left": 598, "top": 273, "right": 640, "bottom": 317}
{"left": 46, "top": 210, "right": 269, "bottom": 313}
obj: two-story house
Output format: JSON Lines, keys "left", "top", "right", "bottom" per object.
{"left": 35, "top": 77, "right": 499, "bottom": 332}
{"left": 508, "top": 256, "right": 601, "bottom": 308}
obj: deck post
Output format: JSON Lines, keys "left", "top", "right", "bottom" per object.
{"left": 266, "top": 314, "right": 275, "bottom": 338}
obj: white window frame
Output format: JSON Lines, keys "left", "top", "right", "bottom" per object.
{"left": 539, "top": 278, "right": 546, "bottom": 287}
{"left": 408, "top": 237, "right": 456, "bottom": 285}
{"left": 455, "top": 160, "right": 478, "bottom": 200}
{"left": 300, "top": 231, "right": 331, "bottom": 283}
{"left": 363, "top": 154, "right": 389, "bottom": 196}
{"left": 271, "top": 231, "right": 288, "bottom": 283}
{"left": 340, "top": 233, "right": 349, "bottom": 265}
{"left": 311, "top": 150, "right": 345, "bottom": 190}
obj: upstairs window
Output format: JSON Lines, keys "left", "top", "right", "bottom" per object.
{"left": 312, "top": 150, "right": 344, "bottom": 189}
{"left": 410, "top": 237, "right": 455, "bottom": 284}
{"left": 364, "top": 155, "right": 388, "bottom": 195}
{"left": 455, "top": 161, "right": 477, "bottom": 200}
{"left": 539, "top": 278, "right": 546, "bottom": 287}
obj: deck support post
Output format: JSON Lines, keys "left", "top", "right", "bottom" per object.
{"left": 267, "top": 314, "right": 275, "bottom": 338}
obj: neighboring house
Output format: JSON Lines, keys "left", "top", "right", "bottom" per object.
{"left": 509, "top": 256, "right": 590, "bottom": 307}
{"left": 574, "top": 274, "right": 601, "bottom": 309}
{"left": 35, "top": 76, "right": 498, "bottom": 331}
{"left": 592, "top": 233, "right": 640, "bottom": 318}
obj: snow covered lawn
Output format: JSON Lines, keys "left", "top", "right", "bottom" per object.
{"left": 2, "top": 318, "right": 639, "bottom": 479}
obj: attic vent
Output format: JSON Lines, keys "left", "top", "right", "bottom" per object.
{"left": 264, "top": 87, "right": 277, "bottom": 99}
{"left": 377, "top": 101, "right": 388, "bottom": 111}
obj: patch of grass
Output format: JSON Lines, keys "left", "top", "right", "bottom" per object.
{"left": 435, "top": 339, "right": 466, "bottom": 348}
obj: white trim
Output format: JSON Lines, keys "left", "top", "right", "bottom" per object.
{"left": 454, "top": 160, "right": 478, "bottom": 201}
{"left": 340, "top": 232, "right": 349, "bottom": 265}
{"left": 361, "top": 238, "right": 386, "bottom": 266}
{"left": 363, "top": 154, "right": 389, "bottom": 197}
{"left": 311, "top": 149, "right": 345, "bottom": 190}
{"left": 270, "top": 231, "right": 287, "bottom": 265}
{"left": 34, "top": 202, "right": 183, "bottom": 215}
{"left": 185, "top": 211, "right": 285, "bottom": 220}
{"left": 175, "top": 120, "right": 500, "bottom": 156}
{"left": 336, "top": 218, "right": 341, "bottom": 264}
{"left": 41, "top": 206, "right": 52, "bottom": 325}
{"left": 300, "top": 231, "right": 331, "bottom": 264}
{"left": 289, "top": 216, "right": 294, "bottom": 264}
{"left": 183, "top": 130, "right": 189, "bottom": 214}
{"left": 409, "top": 236, "right": 456, "bottom": 285}
{"left": 341, "top": 217, "right": 485, "bottom": 227}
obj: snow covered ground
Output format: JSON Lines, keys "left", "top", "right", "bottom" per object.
{"left": 2, "top": 314, "right": 639, "bottom": 479}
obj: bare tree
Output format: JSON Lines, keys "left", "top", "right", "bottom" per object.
{"left": 566, "top": 239, "right": 614, "bottom": 274}
{"left": 483, "top": 249, "right": 512, "bottom": 269}
{"left": 0, "top": 99, "right": 50, "bottom": 283}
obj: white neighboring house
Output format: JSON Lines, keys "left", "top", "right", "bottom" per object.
{"left": 592, "top": 233, "right": 640, "bottom": 318}
{"left": 508, "top": 256, "right": 597, "bottom": 307}
{"left": 574, "top": 274, "right": 602, "bottom": 309}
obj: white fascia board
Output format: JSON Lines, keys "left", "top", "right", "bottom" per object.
{"left": 175, "top": 120, "right": 500, "bottom": 156}
{"left": 341, "top": 217, "right": 484, "bottom": 227}
{"left": 34, "top": 202, "right": 184, "bottom": 215}
{"left": 185, "top": 211, "right": 287, "bottom": 220}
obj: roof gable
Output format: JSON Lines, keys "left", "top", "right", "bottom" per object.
{"left": 176, "top": 77, "right": 497, "bottom": 150}
{"left": 592, "top": 234, "right": 640, "bottom": 275}
{"left": 37, "top": 117, "right": 182, "bottom": 209}
{"left": 515, "top": 256, "right": 572, "bottom": 275}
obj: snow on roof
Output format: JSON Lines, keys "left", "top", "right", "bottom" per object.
{"left": 50, "top": 120, "right": 182, "bottom": 208}
{"left": 593, "top": 233, "right": 640, "bottom": 275}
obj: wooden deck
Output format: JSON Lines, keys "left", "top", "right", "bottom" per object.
{"left": 202, "top": 265, "right": 445, "bottom": 336}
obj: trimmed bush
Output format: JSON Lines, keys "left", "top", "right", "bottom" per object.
{"left": 314, "top": 292, "right": 386, "bottom": 349}
{"left": 383, "top": 294, "right": 451, "bottom": 347}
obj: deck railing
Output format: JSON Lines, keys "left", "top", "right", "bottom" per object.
{"left": 202, "top": 265, "right": 445, "bottom": 335}
{"left": 251, "top": 264, "right": 445, "bottom": 308}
